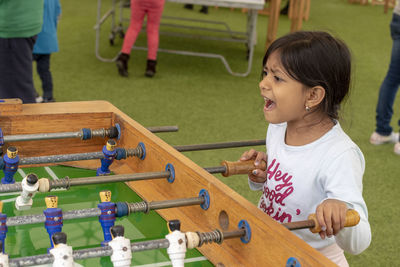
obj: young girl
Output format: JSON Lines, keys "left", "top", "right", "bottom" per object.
{"left": 116, "top": 0, "right": 165, "bottom": 78}
{"left": 240, "top": 31, "right": 371, "bottom": 266}
{"left": 33, "top": 0, "right": 61, "bottom": 103}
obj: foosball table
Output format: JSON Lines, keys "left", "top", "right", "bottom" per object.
{"left": 0, "top": 99, "right": 340, "bottom": 266}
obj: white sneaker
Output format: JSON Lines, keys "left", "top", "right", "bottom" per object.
{"left": 369, "top": 131, "right": 399, "bottom": 145}
{"left": 36, "top": 96, "right": 43, "bottom": 103}
{"left": 394, "top": 143, "right": 400, "bottom": 155}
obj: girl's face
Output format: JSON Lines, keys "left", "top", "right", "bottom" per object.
{"left": 259, "top": 52, "right": 309, "bottom": 126}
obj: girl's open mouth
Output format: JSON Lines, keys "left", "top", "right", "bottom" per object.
{"left": 264, "top": 97, "right": 276, "bottom": 111}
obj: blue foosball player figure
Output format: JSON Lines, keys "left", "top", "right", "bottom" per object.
{"left": 98, "top": 190, "right": 116, "bottom": 246}
{"left": 97, "top": 139, "right": 117, "bottom": 176}
{"left": 44, "top": 196, "right": 63, "bottom": 252}
{"left": 0, "top": 201, "right": 7, "bottom": 254}
{"left": 1, "top": 146, "right": 19, "bottom": 184}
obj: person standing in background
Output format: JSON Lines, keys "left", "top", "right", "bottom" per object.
{"left": 370, "top": 1, "right": 400, "bottom": 154}
{"left": 0, "top": 0, "right": 44, "bottom": 103}
{"left": 183, "top": 4, "right": 209, "bottom": 14}
{"left": 33, "top": 0, "right": 62, "bottom": 103}
{"left": 116, "top": 0, "right": 165, "bottom": 78}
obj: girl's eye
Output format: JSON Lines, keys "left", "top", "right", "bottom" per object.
{"left": 274, "top": 76, "right": 282, "bottom": 82}
{"left": 262, "top": 70, "right": 268, "bottom": 77}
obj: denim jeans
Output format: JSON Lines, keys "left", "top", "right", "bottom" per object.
{"left": 33, "top": 53, "right": 53, "bottom": 99}
{"left": 375, "top": 13, "right": 400, "bottom": 135}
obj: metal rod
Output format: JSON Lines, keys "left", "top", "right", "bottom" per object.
{"left": 223, "top": 229, "right": 246, "bottom": 240}
{"left": 6, "top": 208, "right": 101, "bottom": 227}
{"left": 127, "top": 197, "right": 205, "bottom": 214}
{"left": 71, "top": 246, "right": 112, "bottom": 261}
{"left": 8, "top": 239, "right": 170, "bottom": 266}
{"left": 0, "top": 171, "right": 170, "bottom": 193}
{"left": 196, "top": 228, "right": 246, "bottom": 247}
{"left": 4, "top": 132, "right": 81, "bottom": 142}
{"left": 6, "top": 213, "right": 45, "bottom": 226}
{"left": 6, "top": 196, "right": 204, "bottom": 227}
{"left": 146, "top": 126, "right": 178, "bottom": 133}
{"left": 20, "top": 151, "right": 105, "bottom": 165}
{"left": 2, "top": 125, "right": 174, "bottom": 142}
{"left": 4, "top": 127, "right": 117, "bottom": 142}
{"left": 0, "top": 163, "right": 230, "bottom": 194}
{"left": 148, "top": 197, "right": 204, "bottom": 211}
{"left": 8, "top": 228, "right": 245, "bottom": 266}
{"left": 174, "top": 139, "right": 265, "bottom": 152}
{"left": 0, "top": 182, "right": 22, "bottom": 193}
{"left": 9, "top": 253, "right": 54, "bottom": 266}
{"left": 62, "top": 208, "right": 101, "bottom": 220}
{"left": 53, "top": 171, "right": 171, "bottom": 189}
{"left": 0, "top": 164, "right": 233, "bottom": 194}
{"left": 282, "top": 220, "right": 316, "bottom": 231}
{"left": 19, "top": 145, "right": 143, "bottom": 165}
{"left": 203, "top": 166, "right": 227, "bottom": 174}
{"left": 130, "top": 239, "right": 169, "bottom": 252}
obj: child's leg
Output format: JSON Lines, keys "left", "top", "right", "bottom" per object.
{"left": 145, "top": 0, "right": 165, "bottom": 60}
{"left": 121, "top": 0, "right": 147, "bottom": 54}
{"left": 0, "top": 38, "right": 36, "bottom": 103}
{"left": 317, "top": 243, "right": 349, "bottom": 267}
{"left": 35, "top": 54, "right": 53, "bottom": 100}
{"left": 32, "top": 53, "right": 40, "bottom": 99}
{"left": 375, "top": 14, "right": 400, "bottom": 135}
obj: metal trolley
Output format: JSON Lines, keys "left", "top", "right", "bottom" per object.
{"left": 94, "top": 0, "right": 264, "bottom": 77}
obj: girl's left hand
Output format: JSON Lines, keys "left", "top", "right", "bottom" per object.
{"left": 315, "top": 199, "right": 348, "bottom": 239}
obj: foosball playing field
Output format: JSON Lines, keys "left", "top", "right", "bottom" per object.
{"left": 0, "top": 99, "right": 359, "bottom": 266}
{"left": 1, "top": 165, "right": 213, "bottom": 266}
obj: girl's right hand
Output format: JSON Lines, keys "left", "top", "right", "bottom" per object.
{"left": 240, "top": 149, "right": 267, "bottom": 183}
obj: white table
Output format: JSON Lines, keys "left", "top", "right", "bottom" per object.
{"left": 94, "top": 0, "right": 264, "bottom": 77}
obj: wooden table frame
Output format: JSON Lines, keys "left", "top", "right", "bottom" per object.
{"left": 0, "top": 99, "right": 335, "bottom": 266}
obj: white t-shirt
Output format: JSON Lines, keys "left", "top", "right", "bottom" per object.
{"left": 249, "top": 122, "right": 371, "bottom": 254}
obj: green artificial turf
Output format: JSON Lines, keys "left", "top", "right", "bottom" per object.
{"left": 1, "top": 166, "right": 212, "bottom": 266}
{"left": 33, "top": 0, "right": 399, "bottom": 265}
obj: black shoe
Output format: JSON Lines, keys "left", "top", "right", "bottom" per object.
{"left": 43, "top": 97, "right": 55, "bottom": 103}
{"left": 199, "top": 6, "right": 208, "bottom": 14}
{"left": 116, "top": 53, "right": 130, "bottom": 77}
{"left": 280, "top": 2, "right": 289, "bottom": 15}
{"left": 123, "top": 0, "right": 130, "bottom": 8}
{"left": 145, "top": 59, "right": 157, "bottom": 78}
{"left": 184, "top": 4, "right": 193, "bottom": 10}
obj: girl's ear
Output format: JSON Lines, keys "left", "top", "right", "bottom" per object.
{"left": 306, "top": 86, "right": 325, "bottom": 109}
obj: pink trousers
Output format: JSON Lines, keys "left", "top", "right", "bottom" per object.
{"left": 317, "top": 242, "right": 349, "bottom": 267}
{"left": 121, "top": 0, "right": 165, "bottom": 60}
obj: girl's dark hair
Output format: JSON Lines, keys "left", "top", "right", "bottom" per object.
{"left": 263, "top": 31, "right": 351, "bottom": 120}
